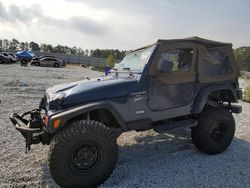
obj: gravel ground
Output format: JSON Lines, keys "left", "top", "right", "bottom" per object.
{"left": 0, "top": 64, "right": 250, "bottom": 188}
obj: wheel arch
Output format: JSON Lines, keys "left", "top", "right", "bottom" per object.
{"left": 193, "top": 85, "right": 237, "bottom": 114}
{"left": 48, "top": 102, "right": 127, "bottom": 133}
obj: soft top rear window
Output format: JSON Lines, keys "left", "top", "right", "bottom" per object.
{"left": 204, "top": 48, "right": 232, "bottom": 77}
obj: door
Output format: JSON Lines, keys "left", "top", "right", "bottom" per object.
{"left": 148, "top": 43, "right": 197, "bottom": 111}
{"left": 41, "top": 58, "right": 54, "bottom": 66}
{"left": 48, "top": 58, "right": 55, "bottom": 66}
{"left": 40, "top": 58, "right": 48, "bottom": 66}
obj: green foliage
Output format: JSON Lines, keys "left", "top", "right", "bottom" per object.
{"left": 91, "top": 49, "right": 126, "bottom": 59}
{"left": 29, "top": 41, "right": 40, "bottom": 51}
{"left": 106, "top": 54, "right": 115, "bottom": 68}
{"left": 243, "top": 86, "right": 250, "bottom": 103}
{"left": 9, "top": 38, "right": 19, "bottom": 51}
{"left": 234, "top": 47, "right": 250, "bottom": 71}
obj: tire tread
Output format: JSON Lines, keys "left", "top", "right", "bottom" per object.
{"left": 48, "top": 120, "right": 118, "bottom": 187}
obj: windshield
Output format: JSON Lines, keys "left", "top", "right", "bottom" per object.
{"left": 115, "top": 45, "right": 156, "bottom": 72}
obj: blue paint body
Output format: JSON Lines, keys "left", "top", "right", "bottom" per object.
{"left": 46, "top": 77, "right": 138, "bottom": 110}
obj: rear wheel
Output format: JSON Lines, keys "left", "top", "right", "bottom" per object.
{"left": 191, "top": 106, "right": 235, "bottom": 154}
{"left": 48, "top": 120, "right": 118, "bottom": 188}
{"left": 54, "top": 63, "right": 59, "bottom": 67}
{"left": 35, "top": 62, "right": 40, "bottom": 66}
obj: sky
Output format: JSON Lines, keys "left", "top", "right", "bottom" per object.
{"left": 0, "top": 0, "right": 249, "bottom": 49}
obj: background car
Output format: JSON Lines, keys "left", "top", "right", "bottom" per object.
{"left": 1, "top": 52, "right": 18, "bottom": 63}
{"left": 31, "top": 57, "right": 65, "bottom": 67}
{"left": 0, "top": 54, "right": 11, "bottom": 64}
{"left": 30, "top": 55, "right": 56, "bottom": 65}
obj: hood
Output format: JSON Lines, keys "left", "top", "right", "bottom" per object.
{"left": 46, "top": 76, "right": 138, "bottom": 109}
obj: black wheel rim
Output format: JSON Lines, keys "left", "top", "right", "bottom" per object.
{"left": 71, "top": 143, "right": 103, "bottom": 175}
{"left": 211, "top": 124, "right": 225, "bottom": 141}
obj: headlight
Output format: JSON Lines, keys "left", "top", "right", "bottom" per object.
{"left": 49, "top": 92, "right": 67, "bottom": 109}
{"left": 50, "top": 92, "right": 67, "bottom": 101}
{"left": 47, "top": 90, "right": 71, "bottom": 109}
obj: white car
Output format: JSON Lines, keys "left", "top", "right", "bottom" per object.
{"left": 1, "top": 52, "right": 18, "bottom": 62}
{"left": 31, "top": 57, "right": 65, "bottom": 67}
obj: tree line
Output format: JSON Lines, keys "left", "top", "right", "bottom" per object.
{"left": 0, "top": 38, "right": 127, "bottom": 60}
{"left": 234, "top": 46, "right": 250, "bottom": 71}
{"left": 1, "top": 38, "right": 250, "bottom": 70}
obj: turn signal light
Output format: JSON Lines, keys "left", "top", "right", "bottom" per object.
{"left": 53, "top": 119, "right": 61, "bottom": 129}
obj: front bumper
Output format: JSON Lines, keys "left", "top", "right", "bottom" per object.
{"left": 10, "top": 112, "right": 41, "bottom": 134}
{"left": 9, "top": 109, "right": 49, "bottom": 152}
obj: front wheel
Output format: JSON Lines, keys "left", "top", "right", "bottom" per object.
{"left": 191, "top": 107, "right": 235, "bottom": 154}
{"left": 48, "top": 120, "right": 118, "bottom": 188}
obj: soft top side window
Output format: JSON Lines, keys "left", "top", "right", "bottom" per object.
{"left": 157, "top": 48, "right": 193, "bottom": 73}
{"left": 204, "top": 48, "right": 232, "bottom": 76}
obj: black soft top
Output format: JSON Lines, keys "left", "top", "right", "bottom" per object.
{"left": 130, "top": 37, "right": 232, "bottom": 54}
{"left": 157, "top": 36, "right": 232, "bottom": 48}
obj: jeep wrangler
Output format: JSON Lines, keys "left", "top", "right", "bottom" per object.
{"left": 10, "top": 37, "right": 242, "bottom": 187}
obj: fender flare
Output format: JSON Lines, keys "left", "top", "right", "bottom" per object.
{"left": 48, "top": 102, "right": 127, "bottom": 133}
{"left": 192, "top": 85, "right": 237, "bottom": 114}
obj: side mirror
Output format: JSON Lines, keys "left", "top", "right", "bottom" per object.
{"left": 158, "top": 60, "right": 173, "bottom": 73}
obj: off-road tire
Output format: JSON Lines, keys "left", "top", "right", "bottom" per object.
{"left": 191, "top": 106, "right": 235, "bottom": 154}
{"left": 48, "top": 120, "right": 118, "bottom": 188}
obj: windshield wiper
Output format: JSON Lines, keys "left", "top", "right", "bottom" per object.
{"left": 122, "top": 68, "right": 142, "bottom": 78}
{"left": 123, "top": 67, "right": 130, "bottom": 71}
{"left": 123, "top": 67, "right": 142, "bottom": 74}
{"left": 111, "top": 68, "right": 142, "bottom": 79}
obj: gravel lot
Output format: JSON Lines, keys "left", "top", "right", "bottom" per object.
{"left": 0, "top": 64, "right": 250, "bottom": 188}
